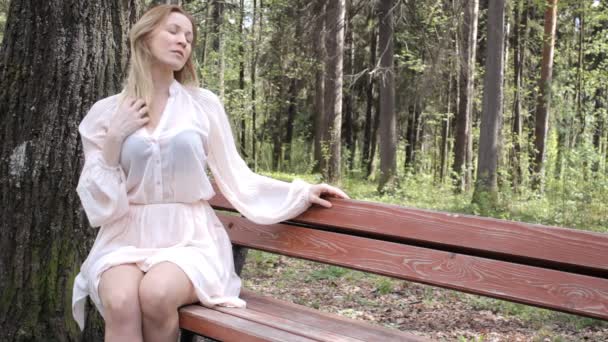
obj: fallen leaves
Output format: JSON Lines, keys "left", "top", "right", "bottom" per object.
{"left": 242, "top": 252, "right": 608, "bottom": 341}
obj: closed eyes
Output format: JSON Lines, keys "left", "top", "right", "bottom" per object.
{"left": 167, "top": 24, "right": 193, "bottom": 44}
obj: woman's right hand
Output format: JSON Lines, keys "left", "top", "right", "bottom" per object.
{"left": 102, "top": 97, "right": 149, "bottom": 166}
{"left": 107, "top": 96, "right": 150, "bottom": 140}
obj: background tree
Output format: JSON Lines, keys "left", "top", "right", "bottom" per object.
{"left": 0, "top": 0, "right": 142, "bottom": 340}
{"left": 454, "top": 0, "right": 479, "bottom": 192}
{"left": 323, "top": 0, "right": 345, "bottom": 182}
{"left": 532, "top": 0, "right": 558, "bottom": 190}
{"left": 473, "top": 0, "right": 506, "bottom": 207}
{"left": 378, "top": 0, "right": 397, "bottom": 190}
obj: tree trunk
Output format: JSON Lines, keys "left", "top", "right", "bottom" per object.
{"left": 363, "top": 9, "right": 377, "bottom": 177}
{"left": 284, "top": 78, "right": 298, "bottom": 165}
{"left": 0, "top": 1, "right": 141, "bottom": 340}
{"left": 369, "top": 89, "right": 381, "bottom": 178}
{"left": 343, "top": 0, "right": 355, "bottom": 172}
{"left": 473, "top": 0, "right": 506, "bottom": 206}
{"left": 251, "top": 0, "right": 261, "bottom": 171}
{"left": 211, "top": 0, "right": 225, "bottom": 98}
{"left": 323, "top": 0, "right": 345, "bottom": 183}
{"left": 238, "top": 0, "right": 247, "bottom": 158}
{"left": 312, "top": 0, "right": 326, "bottom": 173}
{"left": 405, "top": 102, "right": 420, "bottom": 169}
{"left": 511, "top": 0, "right": 529, "bottom": 188}
{"left": 532, "top": 0, "right": 558, "bottom": 190}
{"left": 377, "top": 0, "right": 397, "bottom": 190}
{"left": 592, "top": 88, "right": 605, "bottom": 173}
{"left": 575, "top": 3, "right": 585, "bottom": 144}
{"left": 453, "top": 0, "right": 479, "bottom": 192}
{"left": 284, "top": 4, "right": 302, "bottom": 166}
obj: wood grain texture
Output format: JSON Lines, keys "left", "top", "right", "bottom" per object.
{"left": 238, "top": 290, "right": 428, "bottom": 342}
{"left": 180, "top": 305, "right": 316, "bottom": 342}
{"left": 218, "top": 214, "right": 608, "bottom": 320}
{"left": 210, "top": 189, "right": 608, "bottom": 278}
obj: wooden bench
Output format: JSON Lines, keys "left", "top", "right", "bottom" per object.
{"left": 179, "top": 190, "right": 608, "bottom": 341}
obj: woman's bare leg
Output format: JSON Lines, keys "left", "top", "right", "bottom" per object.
{"left": 98, "top": 264, "right": 145, "bottom": 342}
{"left": 139, "top": 262, "right": 199, "bottom": 342}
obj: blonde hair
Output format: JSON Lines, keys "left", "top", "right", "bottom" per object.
{"left": 124, "top": 5, "right": 198, "bottom": 104}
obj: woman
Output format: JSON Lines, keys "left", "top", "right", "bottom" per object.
{"left": 71, "top": 5, "right": 348, "bottom": 341}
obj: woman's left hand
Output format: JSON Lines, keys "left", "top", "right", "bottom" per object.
{"left": 309, "top": 183, "right": 350, "bottom": 208}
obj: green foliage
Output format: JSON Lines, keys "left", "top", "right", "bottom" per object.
{"left": 307, "top": 266, "right": 349, "bottom": 281}
{"left": 469, "top": 295, "right": 607, "bottom": 330}
{"left": 373, "top": 277, "right": 394, "bottom": 295}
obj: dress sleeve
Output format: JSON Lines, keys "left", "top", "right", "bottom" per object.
{"left": 76, "top": 98, "right": 129, "bottom": 228}
{"left": 194, "top": 88, "right": 312, "bottom": 225}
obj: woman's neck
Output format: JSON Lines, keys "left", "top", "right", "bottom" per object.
{"left": 150, "top": 64, "right": 174, "bottom": 99}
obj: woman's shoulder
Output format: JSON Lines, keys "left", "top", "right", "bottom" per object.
{"left": 79, "top": 93, "right": 121, "bottom": 134}
{"left": 88, "top": 93, "right": 121, "bottom": 115}
{"left": 185, "top": 86, "right": 221, "bottom": 106}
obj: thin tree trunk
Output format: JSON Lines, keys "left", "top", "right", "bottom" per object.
{"left": 405, "top": 101, "right": 420, "bottom": 169}
{"left": 312, "top": 0, "right": 326, "bottom": 173}
{"left": 0, "top": 1, "right": 141, "bottom": 340}
{"left": 251, "top": 0, "right": 262, "bottom": 171}
{"left": 363, "top": 9, "right": 377, "bottom": 177}
{"left": 198, "top": 2, "right": 212, "bottom": 70}
{"left": 284, "top": 78, "right": 298, "bottom": 165}
{"left": 576, "top": 3, "right": 585, "bottom": 143}
{"left": 239, "top": 0, "right": 247, "bottom": 158}
{"left": 453, "top": 0, "right": 479, "bottom": 192}
{"left": 592, "top": 88, "right": 604, "bottom": 173}
{"left": 369, "top": 87, "right": 381, "bottom": 178}
{"left": 323, "top": 0, "right": 345, "bottom": 183}
{"left": 473, "top": 0, "right": 506, "bottom": 205}
{"left": 511, "top": 0, "right": 529, "bottom": 188}
{"left": 532, "top": 0, "right": 558, "bottom": 190}
{"left": 378, "top": 0, "right": 397, "bottom": 190}
{"left": 284, "top": 4, "right": 302, "bottom": 166}
{"left": 212, "top": 0, "right": 225, "bottom": 98}
{"left": 344, "top": 0, "right": 355, "bottom": 172}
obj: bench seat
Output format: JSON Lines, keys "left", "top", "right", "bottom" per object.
{"left": 180, "top": 289, "right": 427, "bottom": 342}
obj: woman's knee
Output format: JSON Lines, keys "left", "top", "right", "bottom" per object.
{"left": 139, "top": 277, "right": 174, "bottom": 319}
{"left": 98, "top": 264, "right": 143, "bottom": 323}
{"left": 101, "top": 287, "right": 141, "bottom": 322}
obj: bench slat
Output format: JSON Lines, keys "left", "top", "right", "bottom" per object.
{"left": 210, "top": 192, "right": 608, "bottom": 278}
{"left": 238, "top": 290, "right": 428, "bottom": 341}
{"left": 219, "top": 214, "right": 608, "bottom": 320}
{"left": 179, "top": 305, "right": 317, "bottom": 342}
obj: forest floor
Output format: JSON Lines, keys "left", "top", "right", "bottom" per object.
{"left": 241, "top": 250, "right": 608, "bottom": 342}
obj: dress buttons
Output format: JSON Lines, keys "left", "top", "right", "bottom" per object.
{"left": 156, "top": 181, "right": 161, "bottom": 185}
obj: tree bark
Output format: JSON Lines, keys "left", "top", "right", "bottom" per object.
{"left": 0, "top": 1, "right": 141, "bottom": 340}
{"left": 453, "top": 0, "right": 479, "bottom": 192}
{"left": 473, "top": 0, "right": 506, "bottom": 205}
{"left": 284, "top": 4, "right": 302, "bottom": 166}
{"left": 363, "top": 9, "right": 377, "bottom": 178}
{"left": 511, "top": 0, "right": 529, "bottom": 188}
{"left": 312, "top": 0, "right": 326, "bottom": 173}
{"left": 211, "top": 0, "right": 225, "bottom": 98}
{"left": 576, "top": 3, "right": 585, "bottom": 143}
{"left": 405, "top": 102, "right": 420, "bottom": 169}
{"left": 378, "top": 0, "right": 397, "bottom": 190}
{"left": 238, "top": 0, "right": 247, "bottom": 158}
{"left": 251, "top": 0, "right": 261, "bottom": 171}
{"left": 532, "top": 0, "right": 558, "bottom": 190}
{"left": 323, "top": 0, "right": 345, "bottom": 183}
{"left": 343, "top": 0, "right": 355, "bottom": 172}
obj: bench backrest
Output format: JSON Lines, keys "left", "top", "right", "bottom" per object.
{"left": 209, "top": 191, "right": 608, "bottom": 321}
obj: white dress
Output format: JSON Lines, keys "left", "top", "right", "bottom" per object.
{"left": 71, "top": 80, "right": 312, "bottom": 330}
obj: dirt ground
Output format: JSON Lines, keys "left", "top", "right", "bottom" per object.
{"left": 241, "top": 253, "right": 608, "bottom": 342}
